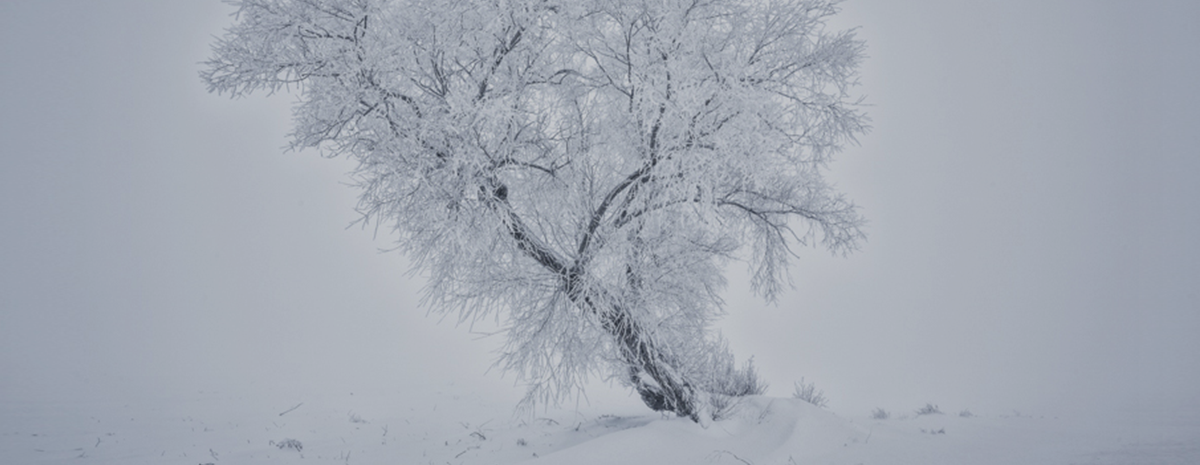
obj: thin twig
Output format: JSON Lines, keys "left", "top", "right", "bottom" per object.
{"left": 454, "top": 445, "right": 480, "bottom": 458}
{"left": 279, "top": 403, "right": 304, "bottom": 416}
{"left": 710, "top": 450, "right": 753, "bottom": 465}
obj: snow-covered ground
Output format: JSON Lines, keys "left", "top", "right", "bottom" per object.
{"left": 3, "top": 4, "right": 1200, "bottom": 464}
{"left": 5, "top": 384, "right": 1198, "bottom": 465}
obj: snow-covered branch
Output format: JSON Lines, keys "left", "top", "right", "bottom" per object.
{"left": 204, "top": 0, "right": 868, "bottom": 421}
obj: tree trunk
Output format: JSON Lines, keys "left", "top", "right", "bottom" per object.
{"left": 555, "top": 265, "right": 700, "bottom": 420}
{"left": 490, "top": 190, "right": 700, "bottom": 420}
{"left": 598, "top": 301, "right": 699, "bottom": 421}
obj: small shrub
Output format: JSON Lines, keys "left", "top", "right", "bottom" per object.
{"left": 871, "top": 408, "right": 890, "bottom": 420}
{"left": 516, "top": 438, "right": 527, "bottom": 447}
{"left": 707, "top": 393, "right": 736, "bottom": 420}
{"left": 792, "top": 378, "right": 829, "bottom": 408}
{"left": 271, "top": 438, "right": 303, "bottom": 452}
{"left": 691, "top": 349, "right": 767, "bottom": 421}
{"left": 915, "top": 403, "right": 942, "bottom": 415}
{"left": 958, "top": 409, "right": 973, "bottom": 418}
{"left": 703, "top": 354, "right": 768, "bottom": 398}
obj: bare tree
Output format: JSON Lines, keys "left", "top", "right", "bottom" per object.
{"left": 203, "top": 0, "right": 867, "bottom": 422}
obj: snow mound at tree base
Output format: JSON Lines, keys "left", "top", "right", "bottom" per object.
{"left": 528, "top": 396, "right": 869, "bottom": 464}
{"left": 522, "top": 396, "right": 1200, "bottom": 465}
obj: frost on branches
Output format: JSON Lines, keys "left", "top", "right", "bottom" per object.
{"left": 203, "top": 0, "right": 868, "bottom": 422}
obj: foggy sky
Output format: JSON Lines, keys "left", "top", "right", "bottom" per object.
{"left": 2, "top": 1, "right": 1197, "bottom": 418}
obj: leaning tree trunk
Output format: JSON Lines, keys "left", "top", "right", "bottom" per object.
{"left": 488, "top": 184, "right": 701, "bottom": 420}
{"left": 567, "top": 280, "right": 700, "bottom": 421}
{"left": 601, "top": 304, "right": 700, "bottom": 421}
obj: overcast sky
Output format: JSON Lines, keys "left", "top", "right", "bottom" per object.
{"left": 2, "top": 1, "right": 1197, "bottom": 418}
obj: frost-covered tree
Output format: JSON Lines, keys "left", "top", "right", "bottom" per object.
{"left": 203, "top": 0, "right": 867, "bottom": 421}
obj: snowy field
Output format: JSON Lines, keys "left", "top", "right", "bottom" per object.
{"left": 4, "top": 2, "right": 1200, "bottom": 464}
{"left": 5, "top": 386, "right": 1198, "bottom": 465}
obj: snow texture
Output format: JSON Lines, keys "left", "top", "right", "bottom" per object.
{"left": 4, "top": 388, "right": 1198, "bottom": 465}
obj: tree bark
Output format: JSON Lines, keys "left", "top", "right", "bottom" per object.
{"left": 599, "top": 302, "right": 699, "bottom": 421}
{"left": 570, "top": 279, "right": 699, "bottom": 420}
{"left": 489, "top": 180, "right": 699, "bottom": 420}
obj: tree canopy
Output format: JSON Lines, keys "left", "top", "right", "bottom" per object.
{"left": 204, "top": 0, "right": 868, "bottom": 421}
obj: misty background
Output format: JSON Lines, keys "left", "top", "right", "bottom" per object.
{"left": 2, "top": 1, "right": 1197, "bottom": 419}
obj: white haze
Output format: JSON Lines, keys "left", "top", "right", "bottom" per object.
{"left": 2, "top": 0, "right": 1198, "bottom": 425}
